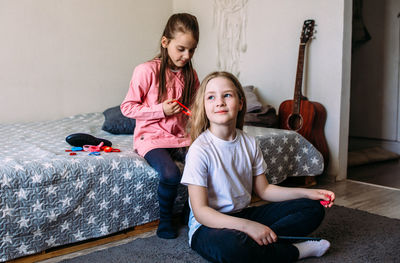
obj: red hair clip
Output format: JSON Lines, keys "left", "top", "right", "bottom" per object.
{"left": 83, "top": 142, "right": 104, "bottom": 152}
{"left": 174, "top": 100, "right": 191, "bottom": 116}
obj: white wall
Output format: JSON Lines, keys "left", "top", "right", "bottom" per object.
{"left": 0, "top": 0, "right": 172, "bottom": 123}
{"left": 350, "top": 0, "right": 400, "bottom": 142}
{"left": 174, "top": 0, "right": 352, "bottom": 180}
{"left": 0, "top": 0, "right": 352, "bottom": 180}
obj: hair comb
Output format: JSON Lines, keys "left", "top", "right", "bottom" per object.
{"left": 174, "top": 100, "right": 191, "bottom": 116}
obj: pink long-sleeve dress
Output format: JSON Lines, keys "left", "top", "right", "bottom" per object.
{"left": 121, "top": 59, "right": 199, "bottom": 157}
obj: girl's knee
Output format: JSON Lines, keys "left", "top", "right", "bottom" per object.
{"left": 310, "top": 199, "right": 325, "bottom": 219}
{"left": 301, "top": 199, "right": 326, "bottom": 228}
{"left": 301, "top": 198, "right": 325, "bottom": 215}
{"left": 158, "top": 165, "right": 181, "bottom": 185}
{"left": 193, "top": 229, "right": 261, "bottom": 263}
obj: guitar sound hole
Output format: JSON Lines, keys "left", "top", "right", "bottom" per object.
{"left": 287, "top": 114, "right": 303, "bottom": 131}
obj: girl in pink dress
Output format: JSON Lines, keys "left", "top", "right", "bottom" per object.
{"left": 121, "top": 13, "right": 200, "bottom": 239}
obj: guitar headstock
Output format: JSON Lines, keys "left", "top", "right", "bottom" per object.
{"left": 300, "top": 19, "right": 315, "bottom": 44}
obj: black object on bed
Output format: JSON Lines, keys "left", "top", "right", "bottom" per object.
{"left": 66, "top": 133, "right": 112, "bottom": 147}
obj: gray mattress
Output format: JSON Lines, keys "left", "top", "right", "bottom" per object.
{"left": 0, "top": 113, "right": 323, "bottom": 261}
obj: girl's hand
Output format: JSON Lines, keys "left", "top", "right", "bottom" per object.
{"left": 244, "top": 221, "right": 277, "bottom": 246}
{"left": 308, "top": 189, "right": 335, "bottom": 208}
{"left": 162, "top": 98, "right": 181, "bottom": 116}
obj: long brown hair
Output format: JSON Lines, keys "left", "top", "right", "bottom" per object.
{"left": 156, "top": 13, "right": 199, "bottom": 107}
{"left": 189, "top": 71, "right": 247, "bottom": 143}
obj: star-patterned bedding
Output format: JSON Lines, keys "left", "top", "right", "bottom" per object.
{"left": 0, "top": 113, "right": 323, "bottom": 261}
{"left": 243, "top": 125, "right": 324, "bottom": 184}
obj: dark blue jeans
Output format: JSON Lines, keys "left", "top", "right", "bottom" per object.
{"left": 191, "top": 198, "right": 325, "bottom": 263}
{"left": 144, "top": 148, "right": 187, "bottom": 222}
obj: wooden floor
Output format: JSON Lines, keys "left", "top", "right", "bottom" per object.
{"left": 10, "top": 162, "right": 400, "bottom": 263}
{"left": 319, "top": 159, "right": 400, "bottom": 220}
{"left": 318, "top": 179, "right": 400, "bottom": 220}
{"left": 347, "top": 159, "right": 400, "bottom": 189}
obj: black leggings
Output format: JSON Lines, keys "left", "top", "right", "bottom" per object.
{"left": 191, "top": 198, "right": 325, "bottom": 263}
{"left": 144, "top": 148, "right": 187, "bottom": 221}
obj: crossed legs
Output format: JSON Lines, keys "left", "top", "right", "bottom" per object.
{"left": 191, "top": 198, "right": 325, "bottom": 263}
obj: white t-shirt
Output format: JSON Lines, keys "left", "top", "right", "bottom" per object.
{"left": 181, "top": 129, "right": 267, "bottom": 244}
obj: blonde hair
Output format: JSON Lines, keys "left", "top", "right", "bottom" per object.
{"left": 189, "top": 71, "right": 247, "bottom": 143}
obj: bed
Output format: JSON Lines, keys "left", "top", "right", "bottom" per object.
{"left": 0, "top": 112, "right": 323, "bottom": 261}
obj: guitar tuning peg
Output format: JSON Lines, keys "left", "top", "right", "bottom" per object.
{"left": 312, "top": 36, "right": 317, "bottom": 39}
{"left": 314, "top": 30, "right": 317, "bottom": 34}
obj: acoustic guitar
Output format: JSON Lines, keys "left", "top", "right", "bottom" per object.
{"left": 278, "top": 20, "right": 329, "bottom": 167}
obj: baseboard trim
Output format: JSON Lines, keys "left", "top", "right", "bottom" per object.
{"left": 348, "top": 137, "right": 400, "bottom": 155}
{"left": 347, "top": 179, "right": 400, "bottom": 192}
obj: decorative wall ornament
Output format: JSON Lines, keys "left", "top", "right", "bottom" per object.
{"left": 213, "top": 0, "right": 248, "bottom": 76}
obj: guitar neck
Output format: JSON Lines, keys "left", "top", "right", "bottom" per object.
{"left": 292, "top": 43, "right": 306, "bottom": 114}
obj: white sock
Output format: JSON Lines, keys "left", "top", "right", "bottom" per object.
{"left": 293, "top": 239, "right": 331, "bottom": 259}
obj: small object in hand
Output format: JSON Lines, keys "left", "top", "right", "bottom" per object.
{"left": 320, "top": 196, "right": 331, "bottom": 206}
{"left": 174, "top": 100, "right": 192, "bottom": 116}
{"left": 320, "top": 200, "right": 330, "bottom": 206}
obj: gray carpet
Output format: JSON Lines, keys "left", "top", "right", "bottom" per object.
{"left": 61, "top": 206, "right": 400, "bottom": 263}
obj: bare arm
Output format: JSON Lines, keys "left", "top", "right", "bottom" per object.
{"left": 253, "top": 174, "right": 335, "bottom": 207}
{"left": 188, "top": 184, "right": 277, "bottom": 245}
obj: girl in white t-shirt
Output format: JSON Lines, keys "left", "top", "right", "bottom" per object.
{"left": 181, "top": 71, "right": 335, "bottom": 262}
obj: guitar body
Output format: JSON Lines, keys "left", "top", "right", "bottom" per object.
{"left": 278, "top": 99, "right": 329, "bottom": 166}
